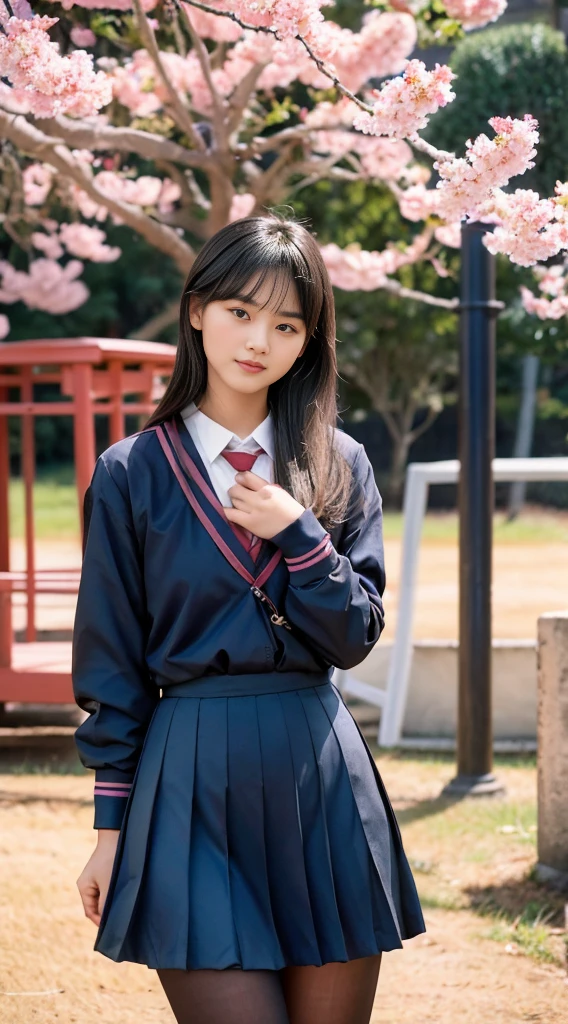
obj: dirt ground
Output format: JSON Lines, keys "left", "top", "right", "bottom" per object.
{"left": 1, "top": 756, "right": 566, "bottom": 1024}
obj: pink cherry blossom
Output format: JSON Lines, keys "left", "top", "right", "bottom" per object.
{"left": 532, "top": 263, "right": 567, "bottom": 297}
{"left": 320, "top": 232, "right": 431, "bottom": 291}
{"left": 352, "top": 60, "right": 456, "bottom": 140}
{"left": 519, "top": 258, "right": 568, "bottom": 319}
{"left": 0, "top": 315, "right": 9, "bottom": 340}
{"left": 157, "top": 180, "right": 182, "bottom": 214}
{"left": 0, "top": 15, "right": 112, "bottom": 118}
{"left": 31, "top": 230, "right": 64, "bottom": 258}
{"left": 180, "top": 0, "right": 241, "bottom": 41}
{"left": 326, "top": 12, "right": 417, "bottom": 95}
{"left": 68, "top": 170, "right": 180, "bottom": 221}
{"left": 234, "top": 0, "right": 331, "bottom": 44}
{"left": 70, "top": 25, "right": 97, "bottom": 47}
{"left": 23, "top": 163, "right": 54, "bottom": 205}
{"left": 520, "top": 283, "right": 568, "bottom": 320}
{"left": 443, "top": 0, "right": 507, "bottom": 29}
{"left": 311, "top": 127, "right": 413, "bottom": 181}
{"left": 111, "top": 47, "right": 234, "bottom": 117}
{"left": 398, "top": 183, "right": 440, "bottom": 221}
{"left": 435, "top": 222, "right": 462, "bottom": 248}
{"left": 53, "top": 0, "right": 156, "bottom": 9}
{"left": 229, "top": 193, "right": 256, "bottom": 221}
{"left": 435, "top": 115, "right": 539, "bottom": 222}
{"left": 0, "top": 258, "right": 89, "bottom": 313}
{"left": 476, "top": 183, "right": 568, "bottom": 267}
{"left": 59, "top": 223, "right": 121, "bottom": 261}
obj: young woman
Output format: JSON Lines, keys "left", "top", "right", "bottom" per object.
{"left": 73, "top": 214, "right": 426, "bottom": 1024}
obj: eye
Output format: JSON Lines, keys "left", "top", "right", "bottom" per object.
{"left": 229, "top": 307, "right": 250, "bottom": 320}
{"left": 276, "top": 323, "right": 297, "bottom": 334}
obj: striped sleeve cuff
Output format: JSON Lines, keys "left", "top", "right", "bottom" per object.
{"left": 93, "top": 768, "right": 134, "bottom": 830}
{"left": 270, "top": 508, "right": 339, "bottom": 585}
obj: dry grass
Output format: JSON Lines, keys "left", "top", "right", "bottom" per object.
{"left": 1, "top": 754, "right": 567, "bottom": 1024}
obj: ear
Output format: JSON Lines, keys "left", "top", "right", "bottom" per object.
{"left": 188, "top": 293, "right": 203, "bottom": 331}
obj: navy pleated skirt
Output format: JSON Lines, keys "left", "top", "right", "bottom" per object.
{"left": 94, "top": 671, "right": 426, "bottom": 970}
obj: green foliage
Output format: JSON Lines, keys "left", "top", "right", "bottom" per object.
{"left": 427, "top": 22, "right": 568, "bottom": 196}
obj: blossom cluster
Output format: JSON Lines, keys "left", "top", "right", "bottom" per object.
{"left": 434, "top": 115, "right": 539, "bottom": 222}
{"left": 320, "top": 232, "right": 431, "bottom": 291}
{"left": 328, "top": 11, "right": 417, "bottom": 94}
{"left": 479, "top": 182, "right": 568, "bottom": 267}
{"left": 442, "top": 0, "right": 507, "bottom": 30}
{"left": 0, "top": 258, "right": 89, "bottom": 313}
{"left": 22, "top": 160, "right": 181, "bottom": 222}
{"left": 31, "top": 223, "right": 121, "bottom": 262}
{"left": 0, "top": 15, "right": 111, "bottom": 118}
{"left": 352, "top": 60, "right": 456, "bottom": 140}
{"left": 520, "top": 261, "right": 568, "bottom": 319}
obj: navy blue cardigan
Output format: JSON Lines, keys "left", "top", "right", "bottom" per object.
{"left": 72, "top": 417, "right": 386, "bottom": 829}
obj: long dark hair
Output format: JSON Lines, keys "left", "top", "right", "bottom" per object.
{"left": 145, "top": 213, "right": 353, "bottom": 529}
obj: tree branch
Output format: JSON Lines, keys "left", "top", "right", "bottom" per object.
{"left": 31, "top": 115, "right": 212, "bottom": 170}
{"left": 381, "top": 278, "right": 459, "bottom": 310}
{"left": 409, "top": 134, "right": 454, "bottom": 163}
{"left": 0, "top": 111, "right": 195, "bottom": 274}
{"left": 177, "top": 0, "right": 226, "bottom": 143}
{"left": 227, "top": 63, "right": 268, "bottom": 137}
{"left": 132, "top": 0, "right": 206, "bottom": 151}
{"left": 408, "top": 403, "right": 440, "bottom": 443}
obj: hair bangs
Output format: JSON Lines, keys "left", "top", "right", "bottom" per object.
{"left": 194, "top": 229, "right": 320, "bottom": 336}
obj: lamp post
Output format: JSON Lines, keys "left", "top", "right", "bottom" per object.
{"left": 442, "top": 221, "right": 505, "bottom": 797}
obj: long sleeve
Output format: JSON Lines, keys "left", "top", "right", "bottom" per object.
{"left": 72, "top": 454, "right": 159, "bottom": 830}
{"left": 269, "top": 444, "right": 385, "bottom": 671}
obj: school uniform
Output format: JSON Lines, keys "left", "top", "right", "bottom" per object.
{"left": 72, "top": 403, "right": 426, "bottom": 971}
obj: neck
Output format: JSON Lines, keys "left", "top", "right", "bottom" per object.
{"left": 197, "top": 376, "right": 269, "bottom": 438}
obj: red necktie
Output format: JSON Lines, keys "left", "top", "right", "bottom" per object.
{"left": 221, "top": 446, "right": 264, "bottom": 562}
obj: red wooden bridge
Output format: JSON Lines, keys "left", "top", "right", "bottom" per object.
{"left": 0, "top": 337, "right": 175, "bottom": 704}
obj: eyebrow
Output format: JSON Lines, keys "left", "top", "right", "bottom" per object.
{"left": 231, "top": 294, "right": 305, "bottom": 320}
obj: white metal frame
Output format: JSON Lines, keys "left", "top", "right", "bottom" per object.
{"left": 334, "top": 457, "right": 568, "bottom": 747}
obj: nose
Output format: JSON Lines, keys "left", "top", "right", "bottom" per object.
{"left": 244, "top": 321, "right": 270, "bottom": 354}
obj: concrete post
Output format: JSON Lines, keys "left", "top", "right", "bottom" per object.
{"left": 536, "top": 611, "right": 568, "bottom": 890}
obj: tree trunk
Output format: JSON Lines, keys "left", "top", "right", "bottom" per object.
{"left": 386, "top": 431, "right": 413, "bottom": 507}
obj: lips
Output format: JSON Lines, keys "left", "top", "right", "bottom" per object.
{"left": 236, "top": 360, "right": 266, "bottom": 371}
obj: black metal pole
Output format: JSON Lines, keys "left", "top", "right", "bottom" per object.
{"left": 443, "top": 221, "right": 505, "bottom": 797}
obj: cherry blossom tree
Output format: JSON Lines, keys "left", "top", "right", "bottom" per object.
{"left": 1, "top": 0, "right": 566, "bottom": 342}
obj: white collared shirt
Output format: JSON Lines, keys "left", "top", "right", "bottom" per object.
{"left": 180, "top": 399, "right": 275, "bottom": 509}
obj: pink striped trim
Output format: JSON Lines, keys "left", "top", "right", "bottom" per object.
{"left": 158, "top": 419, "right": 281, "bottom": 592}
{"left": 286, "top": 539, "right": 334, "bottom": 572}
{"left": 94, "top": 789, "right": 130, "bottom": 798}
{"left": 94, "top": 782, "right": 132, "bottom": 789}
{"left": 284, "top": 534, "right": 331, "bottom": 565}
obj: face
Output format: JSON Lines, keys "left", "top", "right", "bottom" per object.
{"left": 189, "top": 273, "right": 309, "bottom": 396}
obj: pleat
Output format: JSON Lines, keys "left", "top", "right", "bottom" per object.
{"left": 226, "top": 697, "right": 282, "bottom": 968}
{"left": 95, "top": 697, "right": 177, "bottom": 962}
{"left": 278, "top": 689, "right": 348, "bottom": 964}
{"left": 93, "top": 680, "right": 425, "bottom": 971}
{"left": 298, "top": 687, "right": 381, "bottom": 959}
{"left": 187, "top": 697, "right": 241, "bottom": 968}
{"left": 126, "top": 697, "right": 200, "bottom": 968}
{"left": 256, "top": 693, "right": 320, "bottom": 964}
{"left": 315, "top": 683, "right": 406, "bottom": 943}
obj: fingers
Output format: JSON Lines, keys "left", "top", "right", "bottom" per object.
{"left": 77, "top": 877, "right": 102, "bottom": 927}
{"left": 233, "top": 470, "right": 267, "bottom": 490}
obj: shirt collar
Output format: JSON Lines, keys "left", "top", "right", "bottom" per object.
{"left": 181, "top": 400, "right": 275, "bottom": 463}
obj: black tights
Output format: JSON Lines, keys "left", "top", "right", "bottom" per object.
{"left": 157, "top": 954, "right": 382, "bottom": 1024}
